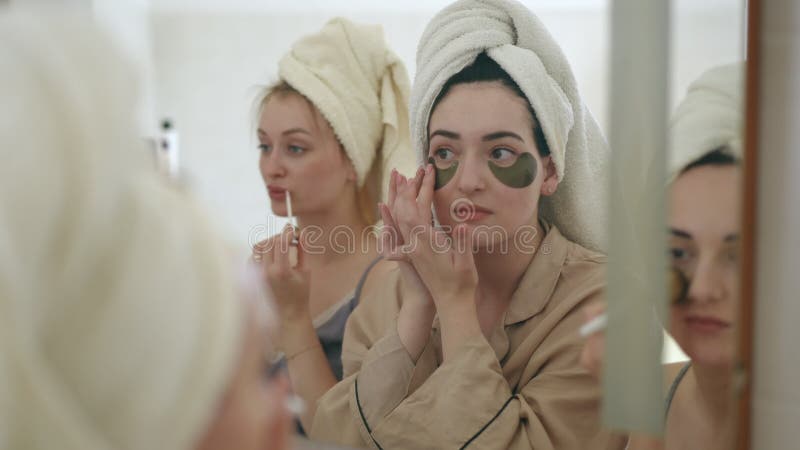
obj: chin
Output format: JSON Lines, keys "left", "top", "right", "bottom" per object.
{"left": 683, "top": 341, "right": 737, "bottom": 368}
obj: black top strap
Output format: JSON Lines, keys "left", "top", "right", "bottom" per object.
{"left": 664, "top": 361, "right": 692, "bottom": 419}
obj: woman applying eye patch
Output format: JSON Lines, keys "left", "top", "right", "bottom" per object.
{"left": 307, "top": 1, "right": 623, "bottom": 448}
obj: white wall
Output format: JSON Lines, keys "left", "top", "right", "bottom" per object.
{"left": 4, "top": 0, "right": 156, "bottom": 134}
{"left": 671, "top": 0, "right": 746, "bottom": 108}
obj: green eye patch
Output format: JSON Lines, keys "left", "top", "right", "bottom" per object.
{"left": 428, "top": 156, "right": 459, "bottom": 190}
{"left": 488, "top": 152, "right": 537, "bottom": 188}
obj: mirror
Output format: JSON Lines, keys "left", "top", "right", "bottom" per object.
{"left": 89, "top": 0, "right": 756, "bottom": 447}
{"left": 1, "top": 0, "right": 754, "bottom": 448}
{"left": 604, "top": 0, "right": 748, "bottom": 448}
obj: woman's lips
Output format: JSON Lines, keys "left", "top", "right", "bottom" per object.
{"left": 685, "top": 315, "right": 731, "bottom": 334}
{"left": 267, "top": 186, "right": 287, "bottom": 201}
{"left": 459, "top": 205, "right": 492, "bottom": 222}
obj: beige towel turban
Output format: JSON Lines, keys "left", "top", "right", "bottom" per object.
{"left": 669, "top": 62, "right": 744, "bottom": 179}
{"left": 277, "top": 17, "right": 416, "bottom": 204}
{"left": 0, "top": 15, "right": 243, "bottom": 450}
{"left": 410, "top": 0, "right": 610, "bottom": 251}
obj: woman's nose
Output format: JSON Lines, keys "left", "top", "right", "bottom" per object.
{"left": 455, "top": 153, "right": 487, "bottom": 194}
{"left": 686, "top": 258, "right": 727, "bottom": 305}
{"left": 261, "top": 149, "right": 286, "bottom": 179}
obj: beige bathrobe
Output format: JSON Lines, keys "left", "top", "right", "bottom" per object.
{"left": 311, "top": 224, "right": 626, "bottom": 450}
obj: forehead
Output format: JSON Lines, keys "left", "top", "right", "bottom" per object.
{"left": 429, "top": 82, "right": 534, "bottom": 140}
{"left": 259, "top": 93, "right": 319, "bottom": 133}
{"left": 669, "top": 165, "right": 741, "bottom": 241}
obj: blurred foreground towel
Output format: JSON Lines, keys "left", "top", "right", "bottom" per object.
{"left": 0, "top": 14, "right": 243, "bottom": 450}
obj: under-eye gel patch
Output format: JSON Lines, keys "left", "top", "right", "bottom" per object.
{"left": 488, "top": 152, "right": 537, "bottom": 188}
{"left": 428, "top": 156, "right": 458, "bottom": 190}
{"left": 670, "top": 267, "right": 690, "bottom": 305}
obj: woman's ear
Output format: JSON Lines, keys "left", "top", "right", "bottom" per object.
{"left": 344, "top": 150, "right": 358, "bottom": 183}
{"left": 333, "top": 140, "right": 358, "bottom": 183}
{"left": 346, "top": 165, "right": 358, "bottom": 183}
{"left": 540, "top": 156, "right": 559, "bottom": 196}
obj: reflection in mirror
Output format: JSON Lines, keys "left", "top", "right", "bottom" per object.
{"left": 658, "top": 1, "right": 747, "bottom": 449}
{"left": 658, "top": 63, "right": 744, "bottom": 450}
{"left": 138, "top": 0, "right": 613, "bottom": 250}
{"left": 0, "top": 0, "right": 756, "bottom": 449}
{"left": 145, "top": 1, "right": 748, "bottom": 449}
{"left": 601, "top": 0, "right": 747, "bottom": 449}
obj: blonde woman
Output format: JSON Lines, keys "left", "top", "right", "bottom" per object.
{"left": 252, "top": 18, "right": 415, "bottom": 431}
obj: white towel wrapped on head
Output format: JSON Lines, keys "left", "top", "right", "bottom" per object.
{"left": 410, "top": 0, "right": 610, "bottom": 251}
{"left": 669, "top": 62, "right": 744, "bottom": 179}
{"left": 0, "top": 15, "right": 244, "bottom": 450}
{"left": 277, "top": 17, "right": 416, "bottom": 205}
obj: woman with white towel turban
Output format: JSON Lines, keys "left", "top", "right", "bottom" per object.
{"left": 0, "top": 14, "right": 291, "bottom": 450}
{"left": 581, "top": 63, "right": 744, "bottom": 450}
{"left": 251, "top": 17, "right": 415, "bottom": 432}
{"left": 308, "top": 1, "right": 625, "bottom": 448}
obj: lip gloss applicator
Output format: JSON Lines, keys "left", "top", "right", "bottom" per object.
{"left": 285, "top": 190, "right": 299, "bottom": 245}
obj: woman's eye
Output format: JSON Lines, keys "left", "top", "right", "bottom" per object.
{"left": 434, "top": 148, "right": 454, "bottom": 160}
{"left": 288, "top": 145, "right": 305, "bottom": 154}
{"left": 258, "top": 144, "right": 271, "bottom": 153}
{"left": 490, "top": 147, "right": 516, "bottom": 161}
{"left": 723, "top": 247, "right": 739, "bottom": 264}
{"left": 670, "top": 247, "right": 690, "bottom": 261}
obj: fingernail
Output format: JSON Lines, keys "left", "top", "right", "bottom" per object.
{"left": 426, "top": 164, "right": 434, "bottom": 174}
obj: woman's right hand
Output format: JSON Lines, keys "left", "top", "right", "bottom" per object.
{"left": 380, "top": 168, "right": 434, "bottom": 304}
{"left": 381, "top": 168, "right": 436, "bottom": 360}
{"left": 579, "top": 300, "right": 607, "bottom": 380}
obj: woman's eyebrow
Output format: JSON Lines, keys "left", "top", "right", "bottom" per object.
{"left": 724, "top": 234, "right": 740, "bottom": 243}
{"left": 429, "top": 129, "right": 460, "bottom": 140}
{"left": 669, "top": 228, "right": 693, "bottom": 239}
{"left": 482, "top": 131, "right": 525, "bottom": 142}
{"left": 282, "top": 127, "right": 312, "bottom": 137}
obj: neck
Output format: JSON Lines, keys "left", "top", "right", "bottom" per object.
{"left": 296, "top": 192, "right": 375, "bottom": 264}
{"left": 473, "top": 219, "right": 543, "bottom": 306}
{"left": 690, "top": 361, "right": 737, "bottom": 428}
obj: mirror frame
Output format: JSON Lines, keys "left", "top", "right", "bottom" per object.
{"left": 738, "top": 0, "right": 760, "bottom": 448}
